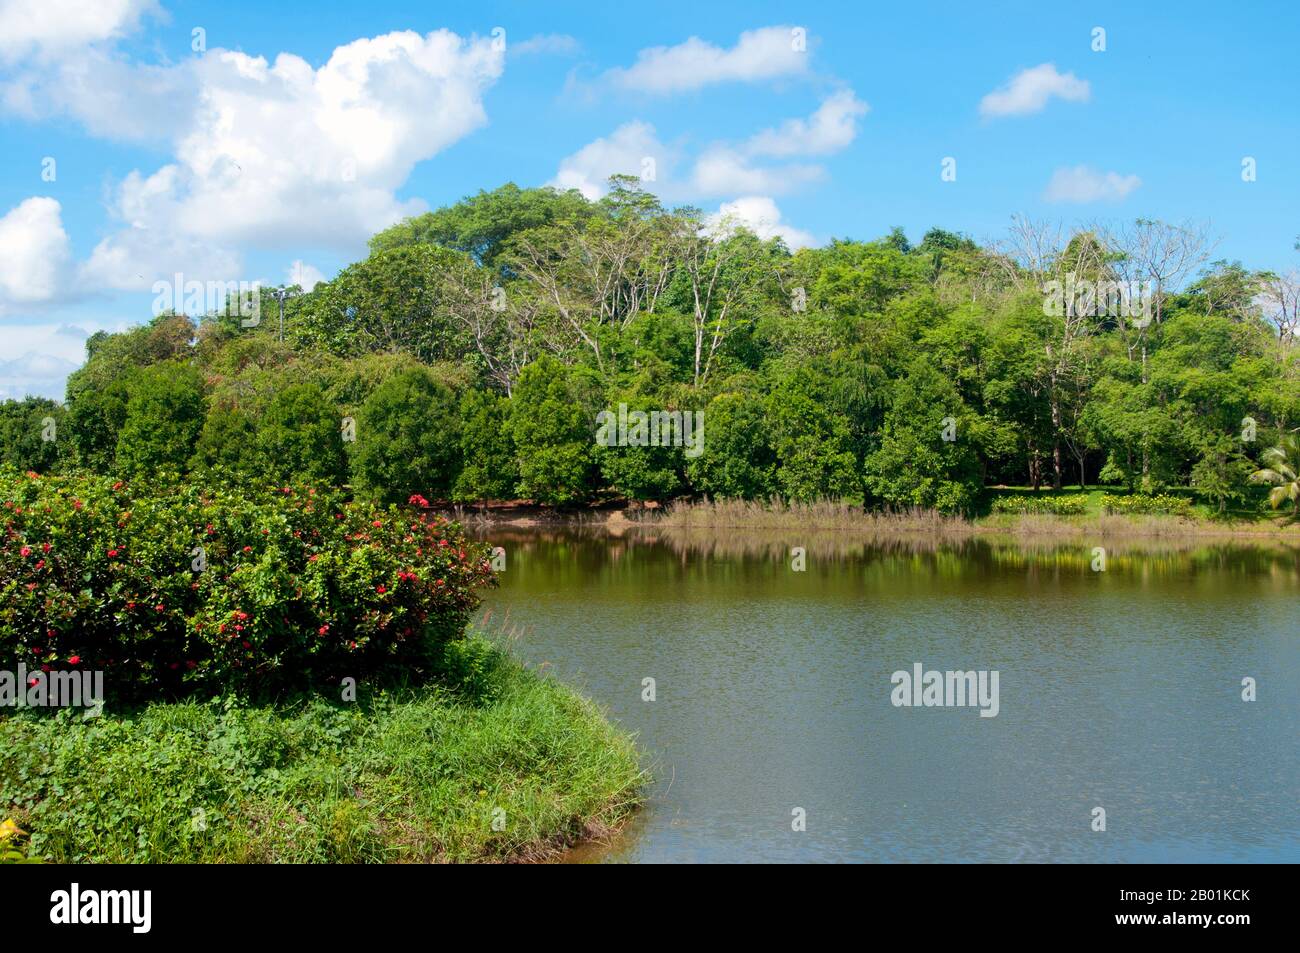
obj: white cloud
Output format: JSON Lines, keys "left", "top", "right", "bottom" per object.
{"left": 707, "top": 195, "right": 815, "bottom": 250}
{"left": 604, "top": 26, "right": 809, "bottom": 94}
{"left": 0, "top": 350, "right": 80, "bottom": 400}
{"left": 691, "top": 147, "right": 823, "bottom": 197}
{"left": 1043, "top": 165, "right": 1140, "bottom": 203}
{"left": 0, "top": 0, "right": 159, "bottom": 62}
{"left": 287, "top": 260, "right": 326, "bottom": 291}
{"left": 512, "top": 34, "right": 579, "bottom": 57}
{"left": 0, "top": 197, "right": 72, "bottom": 312}
{"left": 746, "top": 89, "right": 868, "bottom": 157}
{"left": 979, "top": 63, "right": 1089, "bottom": 118}
{"left": 550, "top": 121, "right": 676, "bottom": 200}
{"left": 553, "top": 89, "right": 862, "bottom": 203}
{"left": 49, "top": 30, "right": 504, "bottom": 287}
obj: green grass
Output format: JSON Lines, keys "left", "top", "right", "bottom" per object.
{"left": 0, "top": 636, "right": 644, "bottom": 863}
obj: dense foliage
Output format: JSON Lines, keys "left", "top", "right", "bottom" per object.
{"left": 0, "top": 468, "right": 494, "bottom": 700}
{"left": 2, "top": 179, "right": 1297, "bottom": 516}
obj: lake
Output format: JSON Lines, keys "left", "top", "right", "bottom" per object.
{"left": 476, "top": 527, "right": 1300, "bottom": 863}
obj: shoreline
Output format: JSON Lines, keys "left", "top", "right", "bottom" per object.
{"left": 433, "top": 499, "right": 1300, "bottom": 542}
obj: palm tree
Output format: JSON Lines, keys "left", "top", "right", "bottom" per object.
{"left": 1249, "top": 434, "right": 1300, "bottom": 517}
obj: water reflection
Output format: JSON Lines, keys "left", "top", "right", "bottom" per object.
{"left": 474, "top": 527, "right": 1300, "bottom": 863}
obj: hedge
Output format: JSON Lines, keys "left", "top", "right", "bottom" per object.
{"left": 0, "top": 467, "right": 494, "bottom": 701}
{"left": 1100, "top": 493, "right": 1194, "bottom": 516}
{"left": 989, "top": 493, "right": 1090, "bottom": 515}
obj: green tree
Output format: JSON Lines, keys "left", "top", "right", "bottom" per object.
{"left": 256, "top": 382, "right": 348, "bottom": 486}
{"left": 1249, "top": 434, "right": 1300, "bottom": 516}
{"left": 114, "top": 363, "right": 206, "bottom": 480}
{"left": 686, "top": 391, "right": 775, "bottom": 498}
{"left": 509, "top": 356, "right": 597, "bottom": 505}
{"left": 353, "top": 369, "right": 460, "bottom": 503}
{"left": 863, "top": 361, "right": 982, "bottom": 513}
{"left": 0, "top": 398, "right": 66, "bottom": 473}
{"left": 190, "top": 402, "right": 259, "bottom": 480}
{"left": 453, "top": 388, "right": 518, "bottom": 502}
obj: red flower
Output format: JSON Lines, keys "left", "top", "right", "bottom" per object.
{"left": 186, "top": 660, "right": 197, "bottom": 670}
{"left": 112, "top": 481, "right": 123, "bottom": 490}
{"left": 31, "top": 647, "right": 41, "bottom": 655}
{"left": 318, "top": 625, "right": 329, "bottom": 635}
{"left": 68, "top": 655, "right": 80, "bottom": 665}
{"left": 242, "top": 546, "right": 252, "bottom": 553}
{"left": 19, "top": 546, "right": 30, "bottom": 557}
{"left": 372, "top": 520, "right": 383, "bottom": 528}
{"left": 41, "top": 542, "right": 51, "bottom": 553}
{"left": 155, "top": 604, "right": 164, "bottom": 612}
{"left": 107, "top": 548, "right": 118, "bottom": 558}
{"left": 35, "top": 559, "right": 44, "bottom": 570}
{"left": 241, "top": 641, "right": 251, "bottom": 649}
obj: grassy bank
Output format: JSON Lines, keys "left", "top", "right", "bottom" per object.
{"left": 0, "top": 636, "right": 643, "bottom": 863}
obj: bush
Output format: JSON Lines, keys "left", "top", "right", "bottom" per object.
{"left": 990, "top": 493, "right": 1089, "bottom": 515}
{"left": 0, "top": 468, "right": 495, "bottom": 700}
{"left": 1100, "top": 493, "right": 1193, "bottom": 516}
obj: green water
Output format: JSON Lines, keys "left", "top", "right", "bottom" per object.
{"left": 478, "top": 529, "right": 1300, "bottom": 863}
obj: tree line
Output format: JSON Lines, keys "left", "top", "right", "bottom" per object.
{"left": 2, "top": 178, "right": 1297, "bottom": 513}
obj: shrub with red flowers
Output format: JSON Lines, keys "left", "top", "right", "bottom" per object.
{"left": 0, "top": 466, "right": 495, "bottom": 700}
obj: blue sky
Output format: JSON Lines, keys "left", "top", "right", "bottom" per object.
{"left": 2, "top": 0, "right": 1298, "bottom": 398}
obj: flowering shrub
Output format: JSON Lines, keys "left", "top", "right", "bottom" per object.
{"left": 0, "top": 467, "right": 495, "bottom": 700}
{"left": 1100, "top": 493, "right": 1193, "bottom": 516}
{"left": 990, "top": 493, "right": 1089, "bottom": 516}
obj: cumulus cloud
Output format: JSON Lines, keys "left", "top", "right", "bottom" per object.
{"left": 32, "top": 29, "right": 504, "bottom": 288}
{"left": 0, "top": 350, "right": 81, "bottom": 399}
{"left": 707, "top": 195, "right": 815, "bottom": 250}
{"left": 1042, "top": 165, "right": 1140, "bottom": 203}
{"left": 550, "top": 121, "right": 677, "bottom": 200}
{"left": 979, "top": 63, "right": 1089, "bottom": 118}
{"left": 690, "top": 147, "right": 823, "bottom": 196}
{"left": 0, "top": 0, "right": 159, "bottom": 62}
{"left": 0, "top": 197, "right": 73, "bottom": 312}
{"left": 552, "top": 89, "right": 861, "bottom": 202}
{"left": 603, "top": 26, "right": 809, "bottom": 94}
{"left": 287, "top": 260, "right": 326, "bottom": 292}
{"left": 746, "top": 89, "right": 868, "bottom": 157}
